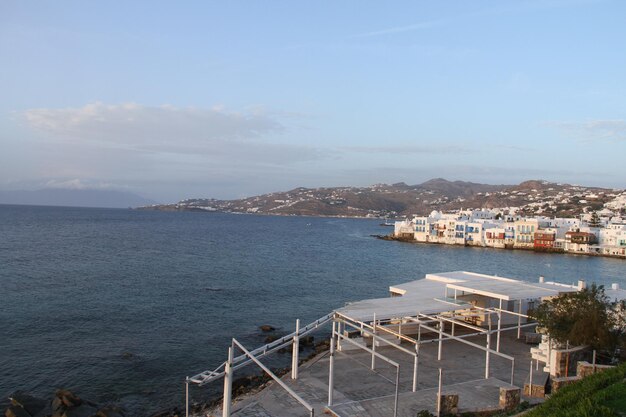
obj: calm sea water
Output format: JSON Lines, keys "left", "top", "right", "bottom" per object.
{"left": 1, "top": 205, "right": 625, "bottom": 415}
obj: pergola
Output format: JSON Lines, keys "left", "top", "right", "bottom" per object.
{"left": 185, "top": 271, "right": 580, "bottom": 417}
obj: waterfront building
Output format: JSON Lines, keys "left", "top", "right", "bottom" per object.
{"left": 564, "top": 230, "right": 597, "bottom": 253}
{"left": 394, "top": 210, "right": 626, "bottom": 258}
{"left": 485, "top": 226, "right": 506, "bottom": 248}
{"left": 534, "top": 229, "right": 557, "bottom": 251}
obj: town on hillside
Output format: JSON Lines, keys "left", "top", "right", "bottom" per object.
{"left": 393, "top": 206, "right": 626, "bottom": 258}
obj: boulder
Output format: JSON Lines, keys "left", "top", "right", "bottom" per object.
{"left": 5, "top": 405, "right": 32, "bottom": 417}
{"left": 55, "top": 390, "right": 82, "bottom": 408}
{"left": 259, "top": 325, "right": 275, "bottom": 332}
{"left": 96, "top": 406, "right": 125, "bottom": 417}
{"left": 9, "top": 392, "right": 47, "bottom": 416}
{"left": 62, "top": 404, "right": 97, "bottom": 417}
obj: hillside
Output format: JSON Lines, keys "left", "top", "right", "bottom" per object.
{"left": 138, "top": 179, "right": 625, "bottom": 218}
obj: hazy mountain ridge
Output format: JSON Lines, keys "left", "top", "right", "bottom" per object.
{"left": 140, "top": 179, "right": 625, "bottom": 218}
{"left": 0, "top": 189, "right": 155, "bottom": 209}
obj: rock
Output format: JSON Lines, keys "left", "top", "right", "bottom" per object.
{"left": 5, "top": 405, "right": 32, "bottom": 417}
{"left": 62, "top": 404, "right": 97, "bottom": 417}
{"left": 300, "top": 336, "right": 314, "bottom": 346}
{"left": 259, "top": 325, "right": 275, "bottom": 332}
{"left": 121, "top": 352, "right": 134, "bottom": 359}
{"left": 96, "top": 406, "right": 125, "bottom": 417}
{"left": 264, "top": 335, "right": 279, "bottom": 343}
{"left": 55, "top": 390, "right": 82, "bottom": 408}
{"left": 9, "top": 392, "right": 47, "bottom": 416}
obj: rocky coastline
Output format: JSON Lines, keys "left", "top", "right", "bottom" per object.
{"left": 3, "top": 329, "right": 331, "bottom": 417}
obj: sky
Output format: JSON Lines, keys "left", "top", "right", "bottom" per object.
{"left": 1, "top": 0, "right": 625, "bottom": 203}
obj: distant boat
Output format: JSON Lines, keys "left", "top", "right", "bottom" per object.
{"left": 380, "top": 218, "right": 394, "bottom": 227}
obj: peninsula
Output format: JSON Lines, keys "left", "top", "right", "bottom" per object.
{"left": 138, "top": 179, "right": 625, "bottom": 219}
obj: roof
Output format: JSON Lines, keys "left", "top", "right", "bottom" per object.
{"left": 338, "top": 278, "right": 470, "bottom": 321}
{"left": 337, "top": 271, "right": 580, "bottom": 322}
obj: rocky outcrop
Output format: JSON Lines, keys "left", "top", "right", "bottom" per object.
{"left": 3, "top": 390, "right": 126, "bottom": 417}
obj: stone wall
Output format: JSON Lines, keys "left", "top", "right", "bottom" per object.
{"left": 576, "top": 361, "right": 615, "bottom": 378}
{"left": 551, "top": 345, "right": 589, "bottom": 377}
{"left": 499, "top": 387, "right": 520, "bottom": 410}
{"left": 439, "top": 393, "right": 458, "bottom": 415}
{"left": 551, "top": 375, "right": 580, "bottom": 392}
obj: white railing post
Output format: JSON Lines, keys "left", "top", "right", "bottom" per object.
{"left": 517, "top": 299, "right": 522, "bottom": 339}
{"left": 496, "top": 308, "right": 502, "bottom": 352}
{"left": 412, "top": 343, "right": 419, "bottom": 392}
{"left": 292, "top": 319, "right": 300, "bottom": 380}
{"left": 328, "top": 321, "right": 336, "bottom": 407}
{"left": 438, "top": 319, "right": 443, "bottom": 360}
{"left": 436, "top": 368, "right": 443, "bottom": 417}
{"left": 485, "top": 333, "right": 491, "bottom": 379}
{"left": 371, "top": 313, "right": 377, "bottom": 370}
{"left": 185, "top": 377, "right": 189, "bottom": 417}
{"left": 222, "top": 345, "right": 233, "bottom": 417}
{"left": 529, "top": 360, "right": 533, "bottom": 396}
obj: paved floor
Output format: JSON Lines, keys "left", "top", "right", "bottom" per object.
{"left": 208, "top": 329, "right": 544, "bottom": 417}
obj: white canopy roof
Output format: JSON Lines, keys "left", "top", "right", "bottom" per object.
{"left": 337, "top": 278, "right": 470, "bottom": 322}
{"left": 337, "top": 271, "right": 580, "bottom": 321}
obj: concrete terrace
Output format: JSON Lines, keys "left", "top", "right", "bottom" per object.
{"left": 217, "top": 331, "right": 536, "bottom": 417}
{"left": 193, "top": 271, "right": 593, "bottom": 417}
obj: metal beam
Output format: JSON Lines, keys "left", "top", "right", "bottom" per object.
{"left": 190, "top": 313, "right": 333, "bottom": 386}
{"left": 232, "top": 338, "right": 314, "bottom": 417}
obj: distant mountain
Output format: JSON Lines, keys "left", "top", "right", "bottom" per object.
{"left": 0, "top": 188, "right": 155, "bottom": 209}
{"left": 139, "top": 178, "right": 625, "bottom": 218}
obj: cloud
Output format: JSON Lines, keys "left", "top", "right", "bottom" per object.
{"left": 546, "top": 119, "right": 626, "bottom": 142}
{"left": 341, "top": 144, "right": 475, "bottom": 155}
{"left": 43, "top": 178, "right": 121, "bottom": 190}
{"left": 20, "top": 102, "right": 325, "bottom": 164}
{"left": 352, "top": 19, "right": 445, "bottom": 38}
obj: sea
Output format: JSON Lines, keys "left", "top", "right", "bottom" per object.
{"left": 1, "top": 204, "right": 625, "bottom": 415}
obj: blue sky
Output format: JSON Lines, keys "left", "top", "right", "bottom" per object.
{"left": 1, "top": 0, "right": 625, "bottom": 202}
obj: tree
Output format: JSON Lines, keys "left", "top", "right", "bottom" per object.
{"left": 589, "top": 211, "right": 603, "bottom": 228}
{"left": 531, "top": 284, "right": 626, "bottom": 353}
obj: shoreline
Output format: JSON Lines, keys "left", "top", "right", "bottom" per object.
{"left": 377, "top": 234, "right": 626, "bottom": 261}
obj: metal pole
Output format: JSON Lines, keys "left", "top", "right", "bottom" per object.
{"left": 328, "top": 322, "right": 336, "bottom": 407}
{"left": 292, "top": 319, "right": 300, "bottom": 380}
{"left": 371, "top": 313, "right": 377, "bottom": 370}
{"left": 336, "top": 321, "right": 342, "bottom": 351}
{"left": 511, "top": 358, "right": 515, "bottom": 386}
{"left": 393, "top": 365, "right": 400, "bottom": 417}
{"left": 529, "top": 360, "right": 533, "bottom": 396}
{"left": 438, "top": 319, "right": 443, "bottom": 361}
{"left": 485, "top": 333, "right": 490, "bottom": 379}
{"left": 232, "top": 338, "right": 314, "bottom": 415}
{"left": 436, "top": 368, "right": 443, "bottom": 417}
{"left": 517, "top": 300, "right": 522, "bottom": 339}
{"left": 185, "top": 377, "right": 189, "bottom": 417}
{"left": 547, "top": 335, "right": 552, "bottom": 374}
{"left": 565, "top": 340, "right": 570, "bottom": 377}
{"left": 592, "top": 350, "right": 597, "bottom": 373}
{"left": 496, "top": 300, "right": 502, "bottom": 352}
{"left": 222, "top": 345, "right": 233, "bottom": 417}
{"left": 412, "top": 343, "right": 419, "bottom": 392}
